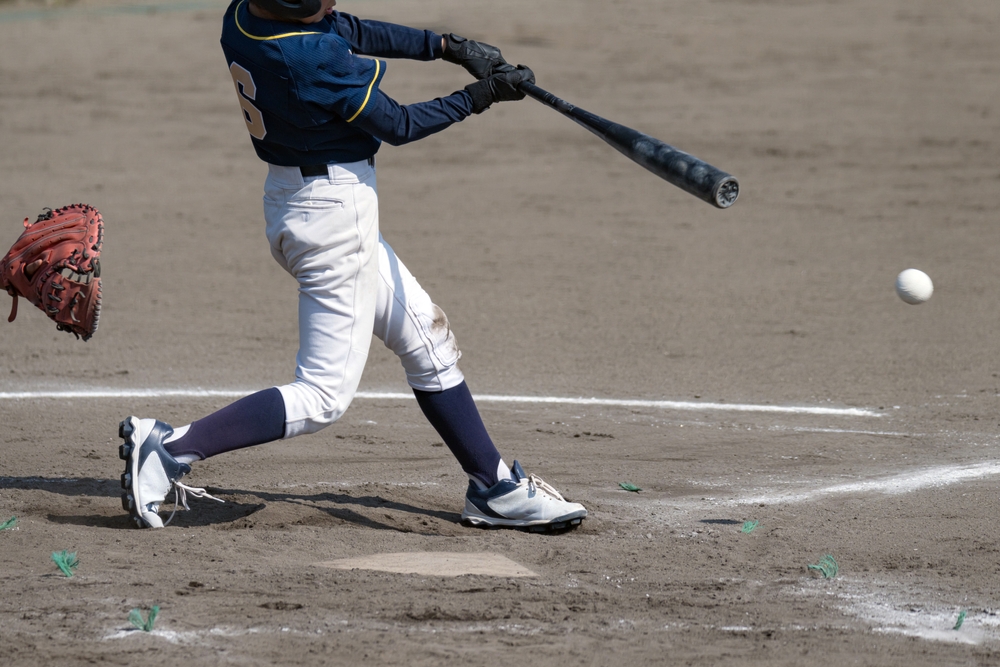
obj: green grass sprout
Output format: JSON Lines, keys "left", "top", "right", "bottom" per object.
{"left": 619, "top": 482, "right": 642, "bottom": 493}
{"left": 741, "top": 520, "right": 759, "bottom": 534}
{"left": 51, "top": 550, "right": 80, "bottom": 577}
{"left": 0, "top": 516, "right": 16, "bottom": 531}
{"left": 807, "top": 554, "right": 838, "bottom": 579}
{"left": 954, "top": 609, "right": 967, "bottom": 630}
{"left": 129, "top": 605, "right": 160, "bottom": 632}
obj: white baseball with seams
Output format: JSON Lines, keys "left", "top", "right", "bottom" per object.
{"left": 895, "top": 268, "right": 933, "bottom": 304}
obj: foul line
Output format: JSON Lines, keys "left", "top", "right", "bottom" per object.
{"left": 728, "top": 462, "right": 1000, "bottom": 506}
{"left": 0, "top": 388, "right": 880, "bottom": 417}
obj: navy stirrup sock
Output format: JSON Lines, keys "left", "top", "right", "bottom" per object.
{"left": 413, "top": 381, "right": 502, "bottom": 489}
{"left": 163, "top": 387, "right": 286, "bottom": 460}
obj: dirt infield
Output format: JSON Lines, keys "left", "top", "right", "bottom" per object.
{"left": 2, "top": 0, "right": 999, "bottom": 664}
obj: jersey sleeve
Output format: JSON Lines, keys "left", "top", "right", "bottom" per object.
{"left": 352, "top": 89, "right": 474, "bottom": 146}
{"left": 330, "top": 12, "right": 442, "bottom": 60}
{"left": 293, "top": 34, "right": 387, "bottom": 124}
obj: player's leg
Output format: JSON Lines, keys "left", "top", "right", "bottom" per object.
{"left": 120, "top": 162, "right": 380, "bottom": 528}
{"left": 263, "top": 162, "right": 381, "bottom": 437}
{"left": 155, "top": 388, "right": 285, "bottom": 465}
{"left": 412, "top": 382, "right": 507, "bottom": 489}
{"left": 371, "top": 233, "right": 505, "bottom": 488}
{"left": 372, "top": 235, "right": 587, "bottom": 529}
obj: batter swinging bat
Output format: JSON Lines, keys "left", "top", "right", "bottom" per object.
{"left": 519, "top": 82, "right": 740, "bottom": 209}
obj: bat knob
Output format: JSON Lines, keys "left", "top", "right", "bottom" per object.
{"left": 713, "top": 177, "right": 740, "bottom": 209}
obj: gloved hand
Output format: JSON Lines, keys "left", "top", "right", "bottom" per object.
{"left": 441, "top": 33, "right": 510, "bottom": 80}
{"left": 464, "top": 65, "right": 535, "bottom": 114}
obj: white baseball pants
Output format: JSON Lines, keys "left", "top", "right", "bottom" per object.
{"left": 262, "top": 161, "right": 465, "bottom": 438}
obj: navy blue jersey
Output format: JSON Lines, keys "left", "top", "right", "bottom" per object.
{"left": 220, "top": 0, "right": 475, "bottom": 166}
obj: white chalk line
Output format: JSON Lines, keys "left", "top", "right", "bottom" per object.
{"left": 722, "top": 461, "right": 1000, "bottom": 506}
{"left": 0, "top": 388, "right": 880, "bottom": 417}
{"left": 617, "top": 462, "right": 1000, "bottom": 519}
{"left": 816, "top": 578, "right": 997, "bottom": 645}
{"left": 770, "top": 425, "right": 918, "bottom": 437}
{"left": 104, "top": 626, "right": 262, "bottom": 643}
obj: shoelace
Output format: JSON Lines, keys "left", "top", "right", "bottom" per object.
{"left": 162, "top": 480, "right": 224, "bottom": 527}
{"left": 526, "top": 474, "right": 566, "bottom": 502}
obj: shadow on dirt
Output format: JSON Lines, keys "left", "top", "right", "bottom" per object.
{"left": 3, "top": 476, "right": 463, "bottom": 532}
{"left": 0, "top": 476, "right": 117, "bottom": 496}
{"left": 206, "top": 487, "right": 464, "bottom": 533}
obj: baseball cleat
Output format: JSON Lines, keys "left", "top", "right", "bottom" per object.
{"left": 118, "top": 416, "right": 221, "bottom": 528}
{"left": 461, "top": 461, "right": 587, "bottom": 532}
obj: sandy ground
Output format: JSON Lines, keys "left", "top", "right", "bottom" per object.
{"left": 1, "top": 0, "right": 999, "bottom": 664}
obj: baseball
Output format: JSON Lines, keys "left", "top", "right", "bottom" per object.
{"left": 895, "top": 268, "right": 933, "bottom": 304}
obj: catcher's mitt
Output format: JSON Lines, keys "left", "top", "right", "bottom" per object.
{"left": 0, "top": 204, "right": 104, "bottom": 341}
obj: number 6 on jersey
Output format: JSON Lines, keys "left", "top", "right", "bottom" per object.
{"left": 229, "top": 62, "right": 267, "bottom": 140}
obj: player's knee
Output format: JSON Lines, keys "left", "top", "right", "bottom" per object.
{"left": 401, "top": 304, "right": 465, "bottom": 391}
{"left": 428, "top": 304, "right": 461, "bottom": 365}
{"left": 278, "top": 380, "right": 354, "bottom": 438}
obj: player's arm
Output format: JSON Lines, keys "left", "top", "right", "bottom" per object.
{"left": 331, "top": 12, "right": 441, "bottom": 60}
{"left": 353, "top": 90, "right": 469, "bottom": 146}
{"left": 352, "top": 67, "right": 534, "bottom": 146}
{"left": 331, "top": 12, "right": 510, "bottom": 80}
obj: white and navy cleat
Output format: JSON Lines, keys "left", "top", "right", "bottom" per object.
{"left": 461, "top": 461, "right": 587, "bottom": 532}
{"left": 118, "top": 416, "right": 221, "bottom": 528}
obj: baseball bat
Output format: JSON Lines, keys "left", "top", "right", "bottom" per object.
{"left": 519, "top": 82, "right": 740, "bottom": 209}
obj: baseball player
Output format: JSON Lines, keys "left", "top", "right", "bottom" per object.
{"left": 118, "top": 0, "right": 587, "bottom": 532}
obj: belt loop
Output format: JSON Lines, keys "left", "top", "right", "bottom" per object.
{"left": 299, "top": 164, "right": 329, "bottom": 178}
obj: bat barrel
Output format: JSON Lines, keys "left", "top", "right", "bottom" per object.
{"left": 615, "top": 124, "right": 740, "bottom": 209}
{"left": 520, "top": 82, "right": 740, "bottom": 209}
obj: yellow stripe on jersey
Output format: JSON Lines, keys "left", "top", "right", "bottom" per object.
{"left": 233, "top": 0, "right": 380, "bottom": 123}
{"left": 234, "top": 0, "right": 321, "bottom": 41}
{"left": 346, "top": 58, "right": 380, "bottom": 123}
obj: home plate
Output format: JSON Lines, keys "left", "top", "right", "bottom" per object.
{"left": 315, "top": 552, "right": 537, "bottom": 577}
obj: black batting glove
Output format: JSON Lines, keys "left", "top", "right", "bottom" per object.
{"left": 442, "top": 33, "right": 509, "bottom": 80}
{"left": 464, "top": 65, "right": 535, "bottom": 114}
